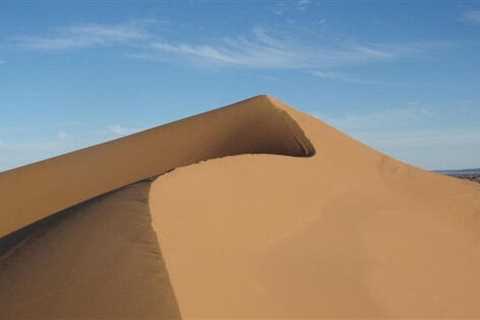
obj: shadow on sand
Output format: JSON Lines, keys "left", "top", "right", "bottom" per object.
{"left": 0, "top": 181, "right": 181, "bottom": 319}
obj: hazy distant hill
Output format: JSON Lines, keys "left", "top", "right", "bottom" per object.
{"left": 436, "top": 168, "right": 480, "bottom": 184}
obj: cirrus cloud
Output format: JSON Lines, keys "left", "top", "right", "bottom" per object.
{"left": 11, "top": 21, "right": 444, "bottom": 72}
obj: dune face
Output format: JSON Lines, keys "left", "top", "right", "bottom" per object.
{"left": 0, "top": 182, "right": 181, "bottom": 319}
{"left": 1, "top": 95, "right": 480, "bottom": 318}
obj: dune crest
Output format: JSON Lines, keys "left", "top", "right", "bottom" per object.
{"left": 0, "top": 95, "right": 314, "bottom": 239}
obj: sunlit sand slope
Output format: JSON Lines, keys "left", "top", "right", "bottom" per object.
{"left": 150, "top": 97, "right": 480, "bottom": 318}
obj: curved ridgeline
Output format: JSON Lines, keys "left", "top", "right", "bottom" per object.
{"left": 0, "top": 95, "right": 315, "bottom": 239}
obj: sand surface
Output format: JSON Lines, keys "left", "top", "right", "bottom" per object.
{"left": 0, "top": 182, "right": 180, "bottom": 319}
{"left": 1, "top": 95, "right": 480, "bottom": 318}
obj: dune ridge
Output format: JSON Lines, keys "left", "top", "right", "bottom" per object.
{"left": 0, "top": 95, "right": 314, "bottom": 239}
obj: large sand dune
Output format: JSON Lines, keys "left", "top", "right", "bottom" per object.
{"left": 1, "top": 95, "right": 480, "bottom": 318}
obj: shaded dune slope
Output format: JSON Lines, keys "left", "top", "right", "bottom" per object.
{"left": 0, "top": 182, "right": 181, "bottom": 319}
{"left": 1, "top": 95, "right": 480, "bottom": 318}
{"left": 150, "top": 97, "right": 480, "bottom": 318}
{"left": 0, "top": 95, "right": 314, "bottom": 239}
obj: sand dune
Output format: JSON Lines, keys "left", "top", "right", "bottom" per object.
{"left": 1, "top": 95, "right": 480, "bottom": 318}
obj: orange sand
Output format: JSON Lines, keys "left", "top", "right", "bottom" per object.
{"left": 1, "top": 95, "right": 480, "bottom": 318}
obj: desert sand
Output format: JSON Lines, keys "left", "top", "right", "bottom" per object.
{"left": 1, "top": 95, "right": 480, "bottom": 319}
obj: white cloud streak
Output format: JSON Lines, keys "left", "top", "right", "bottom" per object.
{"left": 147, "top": 27, "right": 419, "bottom": 69}
{"left": 12, "top": 21, "right": 436, "bottom": 71}
{"left": 107, "top": 124, "right": 142, "bottom": 137}
{"left": 297, "top": 0, "right": 311, "bottom": 11}
{"left": 57, "top": 131, "right": 69, "bottom": 140}
{"left": 310, "top": 71, "right": 383, "bottom": 85}
{"left": 463, "top": 10, "right": 480, "bottom": 24}
{"left": 14, "top": 21, "right": 151, "bottom": 50}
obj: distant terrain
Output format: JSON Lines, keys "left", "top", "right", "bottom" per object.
{"left": 437, "top": 168, "right": 480, "bottom": 184}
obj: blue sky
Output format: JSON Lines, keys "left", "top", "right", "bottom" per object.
{"left": 1, "top": 0, "right": 479, "bottom": 171}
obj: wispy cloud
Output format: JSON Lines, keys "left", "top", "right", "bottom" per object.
{"left": 297, "top": 0, "right": 311, "bottom": 11}
{"left": 14, "top": 20, "right": 152, "bottom": 50}
{"left": 12, "top": 21, "right": 438, "bottom": 71}
{"left": 272, "top": 1, "right": 311, "bottom": 15}
{"left": 146, "top": 27, "right": 421, "bottom": 69}
{"left": 272, "top": 1, "right": 287, "bottom": 16}
{"left": 56, "top": 131, "right": 69, "bottom": 140}
{"left": 463, "top": 10, "right": 480, "bottom": 24}
{"left": 107, "top": 124, "right": 142, "bottom": 137}
{"left": 310, "top": 70, "right": 383, "bottom": 85}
